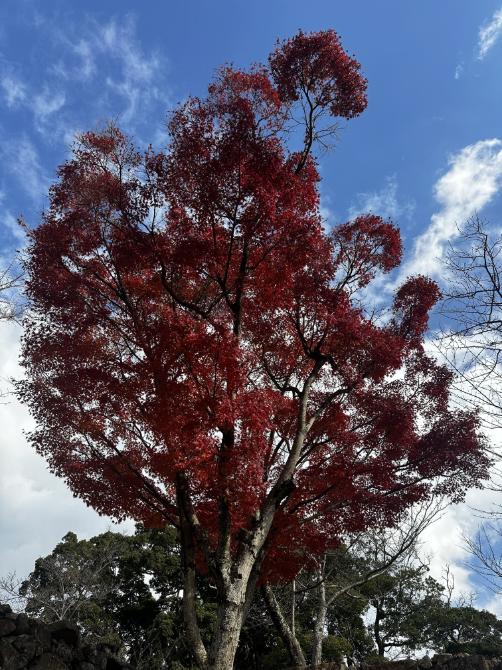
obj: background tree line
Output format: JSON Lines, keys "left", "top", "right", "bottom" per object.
{"left": 3, "top": 519, "right": 502, "bottom": 669}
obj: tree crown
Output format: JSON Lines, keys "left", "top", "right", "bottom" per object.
{"left": 20, "top": 30, "right": 489, "bottom": 585}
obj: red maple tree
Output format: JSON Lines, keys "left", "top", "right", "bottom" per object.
{"left": 20, "top": 30, "right": 488, "bottom": 669}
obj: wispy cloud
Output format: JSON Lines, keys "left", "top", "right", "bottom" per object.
{"left": 0, "top": 14, "right": 171, "bottom": 147}
{"left": 1, "top": 210, "right": 25, "bottom": 244}
{"left": 0, "top": 73, "right": 26, "bottom": 107}
{"left": 69, "top": 39, "right": 96, "bottom": 81}
{"left": 478, "top": 7, "right": 502, "bottom": 59}
{"left": 1, "top": 135, "right": 51, "bottom": 204}
{"left": 0, "top": 62, "right": 66, "bottom": 139}
{"left": 49, "top": 14, "right": 171, "bottom": 132}
{"left": 32, "top": 86, "right": 66, "bottom": 122}
{"left": 400, "top": 139, "right": 502, "bottom": 280}
{"left": 348, "top": 175, "right": 415, "bottom": 222}
{"left": 92, "top": 16, "right": 170, "bottom": 124}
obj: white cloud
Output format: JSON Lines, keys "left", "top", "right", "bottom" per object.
{"left": 478, "top": 7, "right": 502, "bottom": 60}
{"left": 319, "top": 191, "right": 338, "bottom": 230}
{"left": 0, "top": 15, "right": 171, "bottom": 147}
{"left": 96, "top": 16, "right": 169, "bottom": 124}
{"left": 49, "top": 15, "right": 171, "bottom": 131}
{"left": 32, "top": 86, "right": 65, "bottom": 122}
{"left": 454, "top": 63, "right": 463, "bottom": 80}
{"left": 101, "top": 17, "right": 159, "bottom": 83}
{"left": 1, "top": 210, "right": 25, "bottom": 245}
{"left": 0, "top": 50, "right": 67, "bottom": 140}
{"left": 0, "top": 63, "right": 66, "bottom": 139}
{"left": 0, "top": 321, "right": 132, "bottom": 579}
{"left": 72, "top": 39, "right": 96, "bottom": 81}
{"left": 348, "top": 175, "right": 415, "bottom": 222}
{"left": 0, "top": 74, "right": 26, "bottom": 107}
{"left": 1, "top": 135, "right": 50, "bottom": 204}
{"left": 400, "top": 139, "right": 502, "bottom": 280}
{"left": 420, "top": 495, "right": 485, "bottom": 601}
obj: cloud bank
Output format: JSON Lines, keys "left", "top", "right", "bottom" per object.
{"left": 0, "top": 321, "right": 132, "bottom": 579}
{"left": 401, "top": 139, "right": 502, "bottom": 280}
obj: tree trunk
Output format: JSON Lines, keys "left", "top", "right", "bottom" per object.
{"left": 207, "top": 591, "right": 247, "bottom": 670}
{"left": 181, "top": 561, "right": 208, "bottom": 667}
{"left": 177, "top": 489, "right": 208, "bottom": 668}
{"left": 373, "top": 600, "right": 386, "bottom": 658}
{"left": 311, "top": 564, "right": 327, "bottom": 667}
{"left": 175, "top": 365, "right": 320, "bottom": 668}
{"left": 262, "top": 584, "right": 307, "bottom": 667}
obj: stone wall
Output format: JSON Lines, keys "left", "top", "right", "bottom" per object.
{"left": 0, "top": 604, "right": 133, "bottom": 669}
{"left": 363, "top": 655, "right": 502, "bottom": 670}
{"left": 290, "top": 654, "right": 502, "bottom": 670}
{"left": 3, "top": 602, "right": 502, "bottom": 670}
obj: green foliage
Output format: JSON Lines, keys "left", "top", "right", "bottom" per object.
{"left": 18, "top": 526, "right": 209, "bottom": 668}
{"left": 429, "top": 606, "right": 502, "bottom": 657}
{"left": 18, "top": 527, "right": 502, "bottom": 667}
{"left": 18, "top": 527, "right": 303, "bottom": 669}
{"left": 325, "top": 590, "right": 375, "bottom": 663}
{"left": 364, "top": 565, "right": 445, "bottom": 655}
{"left": 363, "top": 564, "right": 502, "bottom": 660}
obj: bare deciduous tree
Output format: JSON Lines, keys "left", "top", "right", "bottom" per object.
{"left": 261, "top": 499, "right": 445, "bottom": 667}
{"left": 464, "top": 523, "right": 502, "bottom": 595}
{"left": 440, "top": 216, "right": 502, "bottom": 603}
{"left": 0, "top": 532, "right": 121, "bottom": 625}
{"left": 0, "top": 261, "right": 22, "bottom": 323}
{"left": 440, "top": 216, "right": 502, "bottom": 429}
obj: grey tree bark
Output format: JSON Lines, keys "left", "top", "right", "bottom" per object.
{"left": 311, "top": 562, "right": 327, "bottom": 667}
{"left": 262, "top": 584, "right": 307, "bottom": 667}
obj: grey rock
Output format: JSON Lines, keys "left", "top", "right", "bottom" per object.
{"left": 91, "top": 651, "right": 109, "bottom": 670}
{"left": 31, "top": 623, "right": 52, "bottom": 652}
{"left": 0, "top": 605, "right": 12, "bottom": 618}
{"left": 12, "top": 633, "right": 41, "bottom": 659}
{"left": 51, "top": 640, "right": 74, "bottom": 664}
{"left": 0, "top": 604, "right": 134, "bottom": 669}
{"left": 442, "top": 655, "right": 498, "bottom": 670}
{"left": 29, "top": 651, "right": 69, "bottom": 669}
{"left": 0, "top": 619, "right": 16, "bottom": 637}
{"left": 433, "top": 655, "right": 454, "bottom": 665}
{"left": 106, "top": 658, "right": 130, "bottom": 669}
{"left": 47, "top": 621, "right": 80, "bottom": 647}
{"left": 14, "top": 614, "right": 30, "bottom": 636}
{"left": 0, "top": 639, "right": 22, "bottom": 669}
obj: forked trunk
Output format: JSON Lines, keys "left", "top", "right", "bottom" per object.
{"left": 177, "top": 368, "right": 319, "bottom": 668}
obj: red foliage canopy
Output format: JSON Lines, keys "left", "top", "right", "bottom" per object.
{"left": 20, "top": 30, "right": 488, "bottom": 585}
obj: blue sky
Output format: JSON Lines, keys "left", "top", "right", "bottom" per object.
{"left": 2, "top": 0, "right": 502, "bottom": 613}
{"left": 1, "top": 0, "right": 502, "bottom": 261}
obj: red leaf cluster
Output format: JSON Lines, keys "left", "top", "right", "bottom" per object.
{"left": 269, "top": 29, "right": 368, "bottom": 118}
